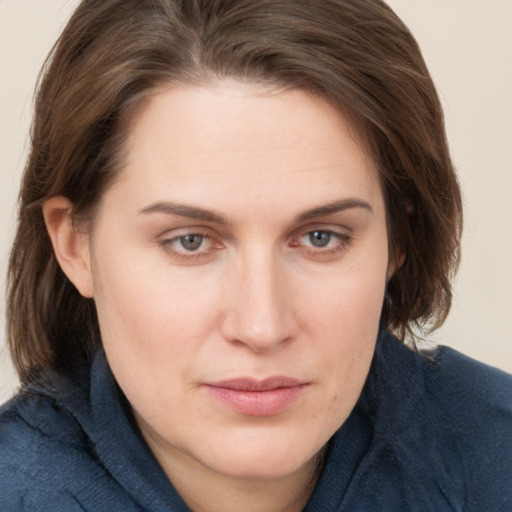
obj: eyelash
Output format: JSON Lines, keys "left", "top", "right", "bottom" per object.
{"left": 158, "top": 228, "right": 352, "bottom": 261}
{"left": 159, "top": 231, "right": 220, "bottom": 260}
{"left": 291, "top": 230, "right": 352, "bottom": 258}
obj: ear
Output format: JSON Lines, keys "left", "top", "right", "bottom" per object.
{"left": 386, "top": 251, "right": 405, "bottom": 282}
{"left": 43, "top": 196, "right": 94, "bottom": 298}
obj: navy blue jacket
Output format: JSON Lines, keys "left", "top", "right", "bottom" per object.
{"left": 1, "top": 332, "right": 511, "bottom": 511}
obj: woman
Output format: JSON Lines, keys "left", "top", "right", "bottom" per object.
{"left": 1, "top": 1, "right": 511, "bottom": 511}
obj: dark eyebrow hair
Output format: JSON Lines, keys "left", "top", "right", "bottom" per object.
{"left": 138, "top": 201, "right": 230, "bottom": 225}
{"left": 295, "top": 198, "right": 373, "bottom": 222}
{"left": 138, "top": 197, "right": 373, "bottom": 225}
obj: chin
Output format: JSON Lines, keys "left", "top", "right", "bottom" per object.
{"left": 196, "top": 429, "right": 324, "bottom": 480}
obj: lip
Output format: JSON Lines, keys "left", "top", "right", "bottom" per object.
{"left": 203, "top": 377, "right": 309, "bottom": 416}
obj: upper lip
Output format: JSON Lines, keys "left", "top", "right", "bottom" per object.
{"left": 205, "top": 377, "right": 307, "bottom": 391}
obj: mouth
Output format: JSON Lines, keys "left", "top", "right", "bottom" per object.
{"left": 203, "top": 377, "right": 310, "bottom": 416}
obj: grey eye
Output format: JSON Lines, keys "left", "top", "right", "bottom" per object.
{"left": 179, "top": 234, "right": 204, "bottom": 251}
{"left": 309, "top": 231, "right": 331, "bottom": 248}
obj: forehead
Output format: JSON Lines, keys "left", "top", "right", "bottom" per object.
{"left": 127, "top": 80, "right": 366, "bottom": 155}
{"left": 110, "top": 80, "right": 383, "bottom": 217}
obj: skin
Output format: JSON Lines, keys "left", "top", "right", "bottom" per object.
{"left": 45, "top": 80, "right": 393, "bottom": 512}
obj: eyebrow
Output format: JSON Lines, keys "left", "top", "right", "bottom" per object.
{"left": 138, "top": 201, "right": 230, "bottom": 225}
{"left": 295, "top": 198, "right": 373, "bottom": 222}
{"left": 138, "top": 197, "right": 373, "bottom": 224}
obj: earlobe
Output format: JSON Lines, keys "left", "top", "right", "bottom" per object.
{"left": 42, "top": 196, "right": 94, "bottom": 298}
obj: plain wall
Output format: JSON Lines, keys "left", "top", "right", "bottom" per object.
{"left": 1, "top": 0, "right": 511, "bottom": 402}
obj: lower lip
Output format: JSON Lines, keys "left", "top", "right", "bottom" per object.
{"left": 205, "top": 385, "right": 308, "bottom": 416}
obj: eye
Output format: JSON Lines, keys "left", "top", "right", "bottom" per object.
{"left": 307, "top": 230, "right": 333, "bottom": 248}
{"left": 177, "top": 234, "right": 206, "bottom": 252}
{"left": 290, "top": 227, "right": 352, "bottom": 258}
{"left": 158, "top": 230, "right": 223, "bottom": 261}
{"left": 301, "top": 229, "right": 348, "bottom": 250}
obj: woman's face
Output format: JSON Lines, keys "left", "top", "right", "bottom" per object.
{"left": 85, "top": 81, "right": 391, "bottom": 482}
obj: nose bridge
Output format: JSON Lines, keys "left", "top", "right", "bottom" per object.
{"left": 223, "top": 244, "right": 295, "bottom": 351}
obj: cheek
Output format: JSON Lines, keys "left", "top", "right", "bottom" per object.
{"left": 300, "top": 256, "right": 387, "bottom": 340}
{"left": 298, "top": 256, "right": 387, "bottom": 406}
{"left": 94, "top": 266, "right": 221, "bottom": 352}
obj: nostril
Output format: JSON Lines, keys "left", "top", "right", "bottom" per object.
{"left": 220, "top": 256, "right": 297, "bottom": 351}
{"left": 221, "top": 300, "right": 296, "bottom": 352}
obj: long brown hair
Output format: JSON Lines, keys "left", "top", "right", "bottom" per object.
{"left": 8, "top": 0, "right": 462, "bottom": 384}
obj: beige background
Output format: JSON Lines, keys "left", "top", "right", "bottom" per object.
{"left": 1, "top": 1, "right": 511, "bottom": 402}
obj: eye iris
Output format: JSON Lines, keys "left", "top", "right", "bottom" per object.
{"left": 180, "top": 234, "right": 203, "bottom": 251}
{"left": 309, "top": 231, "right": 331, "bottom": 248}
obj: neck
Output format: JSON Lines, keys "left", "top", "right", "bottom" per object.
{"left": 168, "top": 458, "right": 319, "bottom": 512}
{"left": 138, "top": 417, "right": 324, "bottom": 512}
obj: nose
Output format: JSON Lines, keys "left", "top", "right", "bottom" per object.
{"left": 221, "top": 249, "right": 297, "bottom": 353}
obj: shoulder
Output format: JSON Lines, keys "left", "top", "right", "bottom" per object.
{"left": 0, "top": 389, "right": 101, "bottom": 511}
{"left": 427, "top": 344, "right": 512, "bottom": 419}
{"left": 376, "top": 333, "right": 512, "bottom": 431}
{"left": 431, "top": 344, "right": 512, "bottom": 404}
{"left": 0, "top": 388, "right": 140, "bottom": 511}
{"left": 374, "top": 334, "right": 512, "bottom": 510}
{"left": 419, "top": 344, "right": 512, "bottom": 453}
{"left": 425, "top": 346, "right": 512, "bottom": 506}
{"left": 0, "top": 391, "right": 80, "bottom": 510}
{"left": 0, "top": 386, "right": 90, "bottom": 449}
{"left": 428, "top": 346, "right": 512, "bottom": 510}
